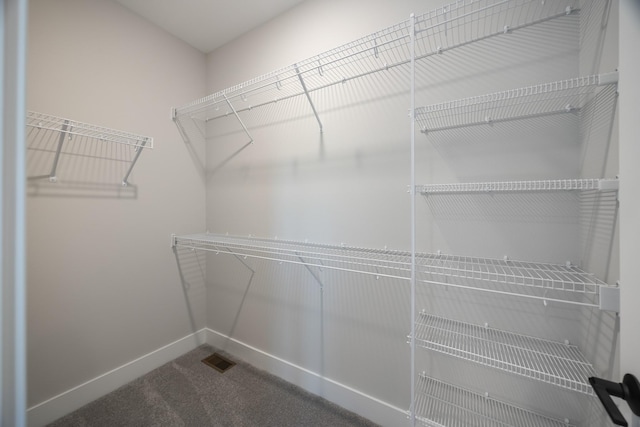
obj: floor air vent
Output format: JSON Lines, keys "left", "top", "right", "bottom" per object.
{"left": 202, "top": 352, "right": 236, "bottom": 373}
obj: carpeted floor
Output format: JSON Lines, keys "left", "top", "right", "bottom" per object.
{"left": 48, "top": 345, "right": 380, "bottom": 427}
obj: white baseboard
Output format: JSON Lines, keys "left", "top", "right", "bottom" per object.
{"left": 27, "top": 329, "right": 208, "bottom": 427}
{"left": 27, "top": 327, "right": 406, "bottom": 427}
{"left": 204, "top": 328, "right": 408, "bottom": 427}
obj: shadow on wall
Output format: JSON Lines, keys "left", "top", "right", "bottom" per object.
{"left": 173, "top": 245, "right": 207, "bottom": 335}
{"left": 26, "top": 112, "right": 151, "bottom": 199}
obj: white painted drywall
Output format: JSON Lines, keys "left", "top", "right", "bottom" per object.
{"left": 26, "top": 0, "right": 207, "bottom": 414}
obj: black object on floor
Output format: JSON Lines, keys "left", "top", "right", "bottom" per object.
{"left": 202, "top": 352, "right": 236, "bottom": 373}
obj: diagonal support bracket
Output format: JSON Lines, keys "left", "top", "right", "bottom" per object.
{"left": 223, "top": 93, "right": 254, "bottom": 144}
{"left": 122, "top": 138, "right": 149, "bottom": 187}
{"left": 49, "top": 120, "right": 69, "bottom": 182}
{"left": 296, "top": 252, "right": 324, "bottom": 289}
{"left": 294, "top": 64, "right": 323, "bottom": 133}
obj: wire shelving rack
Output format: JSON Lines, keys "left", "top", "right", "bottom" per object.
{"left": 169, "top": 0, "right": 618, "bottom": 424}
{"left": 415, "top": 374, "right": 575, "bottom": 427}
{"left": 26, "top": 111, "right": 153, "bottom": 186}
{"left": 414, "top": 312, "right": 597, "bottom": 395}
{"left": 172, "top": 0, "right": 580, "bottom": 147}
{"left": 172, "top": 233, "right": 613, "bottom": 309}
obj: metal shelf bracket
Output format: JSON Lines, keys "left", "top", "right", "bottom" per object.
{"left": 294, "top": 64, "right": 323, "bottom": 133}
{"left": 600, "top": 282, "right": 621, "bottom": 312}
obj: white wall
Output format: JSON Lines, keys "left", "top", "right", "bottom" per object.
{"left": 26, "top": 0, "right": 207, "bottom": 422}
{"left": 619, "top": 1, "right": 640, "bottom": 423}
{"left": 202, "top": 0, "right": 618, "bottom": 426}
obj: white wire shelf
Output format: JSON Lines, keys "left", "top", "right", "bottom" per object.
{"left": 415, "top": 72, "right": 618, "bottom": 133}
{"left": 415, "top": 374, "right": 575, "bottom": 427}
{"left": 172, "top": 233, "right": 413, "bottom": 281}
{"left": 172, "top": 233, "right": 616, "bottom": 309}
{"left": 414, "top": 312, "right": 596, "bottom": 395}
{"left": 26, "top": 111, "right": 152, "bottom": 186}
{"left": 416, "top": 253, "right": 615, "bottom": 309}
{"left": 172, "top": 0, "right": 579, "bottom": 145}
{"left": 416, "top": 178, "right": 619, "bottom": 194}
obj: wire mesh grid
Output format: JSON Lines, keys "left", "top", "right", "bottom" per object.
{"left": 415, "top": 374, "right": 575, "bottom": 427}
{"left": 174, "top": 19, "right": 413, "bottom": 125}
{"left": 415, "top": 73, "right": 617, "bottom": 133}
{"left": 418, "top": 255, "right": 601, "bottom": 293}
{"left": 173, "top": 0, "right": 581, "bottom": 135}
{"left": 413, "top": 0, "right": 579, "bottom": 60}
{"left": 26, "top": 111, "right": 152, "bottom": 186}
{"left": 26, "top": 111, "right": 152, "bottom": 148}
{"left": 174, "top": 233, "right": 414, "bottom": 281}
{"left": 414, "top": 312, "right": 596, "bottom": 394}
{"left": 416, "top": 178, "right": 619, "bottom": 194}
{"left": 173, "top": 234, "right": 610, "bottom": 307}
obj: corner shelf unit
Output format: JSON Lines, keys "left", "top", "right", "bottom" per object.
{"left": 414, "top": 312, "right": 596, "bottom": 395}
{"left": 415, "top": 374, "right": 575, "bottom": 427}
{"left": 26, "top": 111, "right": 153, "bottom": 186}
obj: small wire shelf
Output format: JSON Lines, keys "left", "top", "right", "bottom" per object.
{"left": 416, "top": 253, "right": 609, "bottom": 308}
{"left": 26, "top": 111, "right": 152, "bottom": 186}
{"left": 172, "top": 0, "right": 580, "bottom": 145}
{"left": 414, "top": 312, "right": 596, "bottom": 394}
{"left": 415, "top": 73, "right": 618, "bottom": 134}
{"left": 27, "top": 111, "right": 152, "bottom": 148}
{"left": 415, "top": 374, "right": 575, "bottom": 427}
{"left": 172, "top": 233, "right": 614, "bottom": 309}
{"left": 416, "top": 178, "right": 619, "bottom": 194}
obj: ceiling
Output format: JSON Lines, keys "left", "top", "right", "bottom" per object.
{"left": 114, "top": 0, "right": 306, "bottom": 54}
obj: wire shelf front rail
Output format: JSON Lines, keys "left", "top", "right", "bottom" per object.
{"left": 415, "top": 374, "right": 575, "bottom": 427}
{"left": 26, "top": 111, "right": 153, "bottom": 186}
{"left": 413, "top": 312, "right": 597, "bottom": 395}
{"left": 415, "top": 254, "right": 609, "bottom": 307}
{"left": 172, "top": 233, "right": 615, "bottom": 308}
{"left": 415, "top": 72, "right": 618, "bottom": 133}
{"left": 172, "top": 233, "right": 414, "bottom": 281}
{"left": 416, "top": 178, "right": 619, "bottom": 194}
{"left": 173, "top": 0, "right": 581, "bottom": 139}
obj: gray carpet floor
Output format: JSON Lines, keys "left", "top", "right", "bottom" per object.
{"left": 48, "top": 345, "right": 381, "bottom": 427}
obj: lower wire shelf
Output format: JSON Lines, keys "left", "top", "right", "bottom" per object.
{"left": 414, "top": 312, "right": 596, "bottom": 395}
{"left": 415, "top": 374, "right": 574, "bottom": 427}
{"left": 171, "top": 233, "right": 614, "bottom": 309}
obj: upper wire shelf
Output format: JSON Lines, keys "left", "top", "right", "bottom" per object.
{"left": 415, "top": 72, "right": 618, "bottom": 134}
{"left": 415, "top": 374, "right": 575, "bottom": 427}
{"left": 26, "top": 111, "right": 153, "bottom": 186}
{"left": 416, "top": 178, "right": 619, "bottom": 194}
{"left": 414, "top": 312, "right": 597, "bottom": 395}
{"left": 172, "top": 0, "right": 579, "bottom": 145}
{"left": 172, "top": 233, "right": 616, "bottom": 309}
